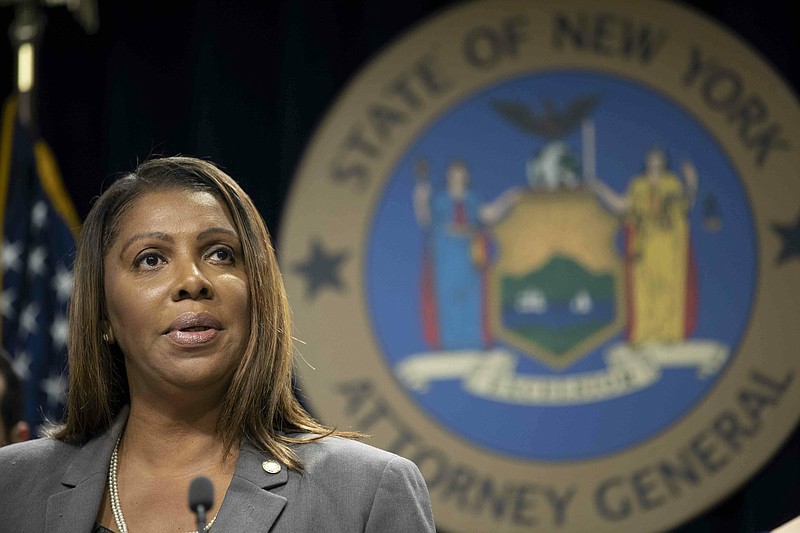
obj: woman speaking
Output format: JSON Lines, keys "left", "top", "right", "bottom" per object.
{"left": 0, "top": 157, "right": 435, "bottom": 532}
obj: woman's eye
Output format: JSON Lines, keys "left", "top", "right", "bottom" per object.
{"left": 134, "top": 252, "right": 164, "bottom": 269}
{"left": 209, "top": 247, "right": 235, "bottom": 263}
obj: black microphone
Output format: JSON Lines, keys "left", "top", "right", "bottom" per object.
{"left": 188, "top": 476, "right": 215, "bottom": 532}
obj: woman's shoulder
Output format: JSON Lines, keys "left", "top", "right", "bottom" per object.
{"left": 292, "top": 433, "right": 395, "bottom": 459}
{"left": 280, "top": 435, "right": 434, "bottom": 531}
{"left": 0, "top": 437, "right": 82, "bottom": 509}
{"left": 0, "top": 435, "right": 75, "bottom": 462}
{"left": 0, "top": 436, "right": 78, "bottom": 475}
{"left": 291, "top": 434, "right": 423, "bottom": 480}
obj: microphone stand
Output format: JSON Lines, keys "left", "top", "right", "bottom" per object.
{"left": 195, "top": 504, "right": 207, "bottom": 532}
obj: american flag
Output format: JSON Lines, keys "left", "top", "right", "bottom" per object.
{"left": 0, "top": 96, "right": 79, "bottom": 434}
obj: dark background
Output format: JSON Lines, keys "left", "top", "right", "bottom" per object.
{"left": 0, "top": 1, "right": 797, "bottom": 531}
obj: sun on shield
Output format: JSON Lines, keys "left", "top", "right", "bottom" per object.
{"left": 490, "top": 189, "right": 626, "bottom": 368}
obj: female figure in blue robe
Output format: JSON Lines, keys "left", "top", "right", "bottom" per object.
{"left": 414, "top": 160, "right": 519, "bottom": 350}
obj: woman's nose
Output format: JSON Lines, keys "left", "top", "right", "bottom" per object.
{"left": 172, "top": 259, "right": 213, "bottom": 301}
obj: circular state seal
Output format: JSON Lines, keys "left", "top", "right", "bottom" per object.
{"left": 280, "top": 1, "right": 800, "bottom": 531}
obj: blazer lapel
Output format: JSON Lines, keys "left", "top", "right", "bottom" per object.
{"left": 43, "top": 409, "right": 288, "bottom": 532}
{"left": 45, "top": 472, "right": 107, "bottom": 533}
{"left": 45, "top": 407, "right": 128, "bottom": 533}
{"left": 211, "top": 443, "right": 289, "bottom": 532}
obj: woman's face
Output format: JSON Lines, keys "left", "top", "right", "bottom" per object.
{"left": 103, "top": 188, "right": 250, "bottom": 397}
{"left": 646, "top": 150, "right": 666, "bottom": 174}
{"left": 446, "top": 164, "right": 469, "bottom": 198}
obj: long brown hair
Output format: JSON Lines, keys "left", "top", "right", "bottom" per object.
{"left": 49, "top": 156, "right": 350, "bottom": 470}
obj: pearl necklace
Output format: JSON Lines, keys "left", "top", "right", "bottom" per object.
{"left": 109, "top": 436, "right": 218, "bottom": 533}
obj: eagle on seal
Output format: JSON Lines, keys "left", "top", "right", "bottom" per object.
{"left": 492, "top": 95, "right": 601, "bottom": 190}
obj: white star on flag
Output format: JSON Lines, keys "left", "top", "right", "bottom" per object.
{"left": 12, "top": 350, "right": 32, "bottom": 381}
{"left": 19, "top": 302, "right": 40, "bottom": 337}
{"left": 51, "top": 264, "right": 73, "bottom": 302}
{"left": 31, "top": 200, "right": 48, "bottom": 230}
{"left": 27, "top": 245, "right": 48, "bottom": 278}
{"left": 2, "top": 239, "right": 23, "bottom": 272}
{"left": 50, "top": 315, "right": 68, "bottom": 349}
{"left": 41, "top": 373, "right": 67, "bottom": 409}
{"left": 0, "top": 287, "right": 15, "bottom": 318}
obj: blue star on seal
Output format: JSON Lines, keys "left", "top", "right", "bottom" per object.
{"left": 772, "top": 212, "right": 800, "bottom": 264}
{"left": 292, "top": 239, "right": 349, "bottom": 299}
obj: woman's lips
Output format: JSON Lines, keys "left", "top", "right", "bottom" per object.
{"left": 167, "top": 327, "right": 219, "bottom": 345}
{"left": 165, "top": 312, "right": 223, "bottom": 345}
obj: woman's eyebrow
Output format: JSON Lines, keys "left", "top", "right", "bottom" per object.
{"left": 119, "top": 232, "right": 173, "bottom": 255}
{"left": 197, "top": 227, "right": 239, "bottom": 241}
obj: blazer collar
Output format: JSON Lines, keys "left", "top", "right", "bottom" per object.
{"left": 45, "top": 406, "right": 128, "bottom": 533}
{"left": 45, "top": 406, "right": 289, "bottom": 532}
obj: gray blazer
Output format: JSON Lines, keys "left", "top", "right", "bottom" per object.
{"left": 0, "top": 408, "right": 435, "bottom": 532}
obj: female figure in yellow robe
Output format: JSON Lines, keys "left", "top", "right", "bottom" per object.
{"left": 587, "top": 148, "right": 699, "bottom": 345}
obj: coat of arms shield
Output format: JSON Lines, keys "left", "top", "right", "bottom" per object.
{"left": 490, "top": 189, "right": 626, "bottom": 367}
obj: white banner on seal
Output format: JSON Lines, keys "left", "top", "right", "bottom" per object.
{"left": 396, "top": 341, "right": 729, "bottom": 406}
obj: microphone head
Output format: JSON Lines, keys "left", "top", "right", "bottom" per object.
{"left": 188, "top": 476, "right": 214, "bottom": 512}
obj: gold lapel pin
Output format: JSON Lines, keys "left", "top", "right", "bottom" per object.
{"left": 262, "top": 460, "right": 282, "bottom": 474}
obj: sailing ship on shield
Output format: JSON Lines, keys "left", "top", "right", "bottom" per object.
{"left": 398, "top": 95, "right": 729, "bottom": 406}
